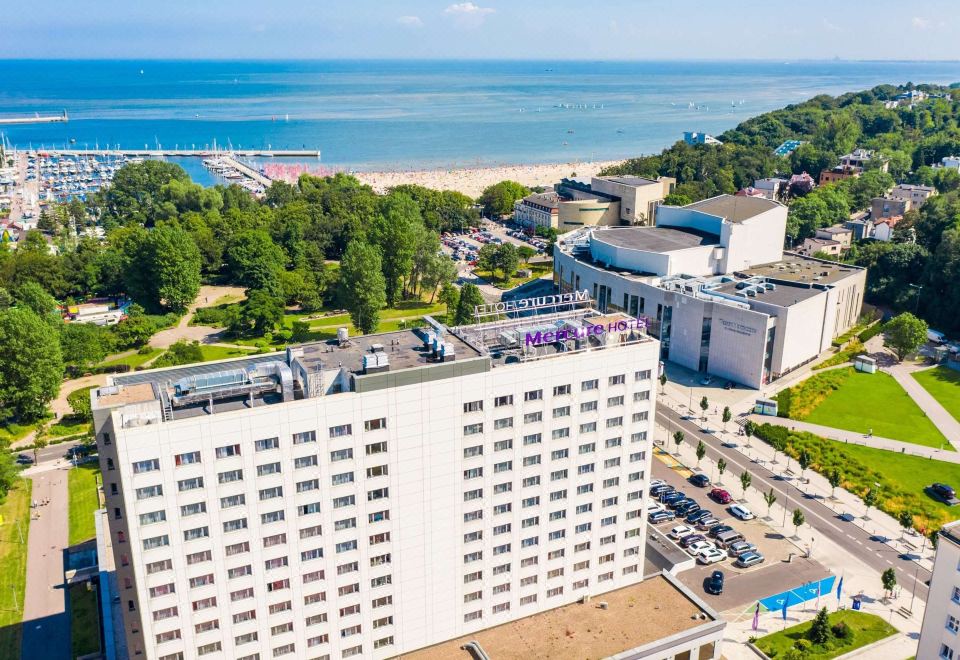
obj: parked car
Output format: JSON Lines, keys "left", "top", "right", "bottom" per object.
{"left": 679, "top": 533, "right": 707, "bottom": 548}
{"left": 686, "top": 509, "right": 713, "bottom": 524}
{"left": 662, "top": 492, "right": 686, "bottom": 506}
{"left": 651, "top": 484, "right": 673, "bottom": 497}
{"left": 648, "top": 511, "right": 674, "bottom": 524}
{"left": 697, "top": 547, "right": 727, "bottom": 565}
{"left": 668, "top": 525, "right": 695, "bottom": 540}
{"left": 15, "top": 454, "right": 34, "bottom": 465}
{"left": 735, "top": 551, "right": 765, "bottom": 568}
{"left": 724, "top": 381, "right": 735, "bottom": 390}
{"left": 686, "top": 540, "right": 715, "bottom": 556}
{"left": 675, "top": 501, "right": 700, "bottom": 516}
{"left": 708, "top": 524, "right": 734, "bottom": 538}
{"left": 706, "top": 570, "right": 725, "bottom": 594}
{"left": 720, "top": 440, "right": 739, "bottom": 449}
{"left": 709, "top": 488, "right": 732, "bottom": 504}
{"left": 716, "top": 530, "right": 746, "bottom": 549}
{"left": 729, "top": 504, "right": 755, "bottom": 521}
{"left": 647, "top": 501, "right": 665, "bottom": 514}
{"left": 648, "top": 479, "right": 667, "bottom": 492}
{"left": 930, "top": 483, "right": 959, "bottom": 504}
{"left": 701, "top": 376, "right": 714, "bottom": 386}
{"left": 696, "top": 517, "right": 720, "bottom": 531}
{"left": 727, "top": 540, "right": 758, "bottom": 557}
{"left": 689, "top": 473, "right": 710, "bottom": 487}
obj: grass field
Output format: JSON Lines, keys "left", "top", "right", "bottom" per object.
{"left": 913, "top": 367, "right": 960, "bottom": 424}
{"left": 196, "top": 345, "right": 258, "bottom": 362}
{"left": 0, "top": 420, "right": 39, "bottom": 446}
{"left": 789, "top": 368, "right": 949, "bottom": 449}
{"left": 474, "top": 262, "right": 553, "bottom": 290}
{"left": 99, "top": 348, "right": 162, "bottom": 369}
{"left": 0, "top": 479, "right": 32, "bottom": 660}
{"left": 68, "top": 465, "right": 100, "bottom": 546}
{"left": 754, "top": 423, "right": 960, "bottom": 530}
{"left": 69, "top": 583, "right": 100, "bottom": 658}
{"left": 755, "top": 610, "right": 895, "bottom": 659}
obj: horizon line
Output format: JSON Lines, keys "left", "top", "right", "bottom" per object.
{"left": 1, "top": 57, "right": 959, "bottom": 64}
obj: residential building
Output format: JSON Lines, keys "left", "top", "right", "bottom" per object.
{"left": 819, "top": 149, "right": 887, "bottom": 185}
{"left": 941, "top": 156, "right": 960, "bottom": 170}
{"left": 918, "top": 520, "right": 960, "bottom": 660}
{"left": 844, "top": 213, "right": 874, "bottom": 241}
{"left": 683, "top": 132, "right": 722, "bottom": 146}
{"left": 554, "top": 194, "right": 866, "bottom": 388}
{"left": 513, "top": 192, "right": 560, "bottom": 230}
{"left": 587, "top": 175, "right": 676, "bottom": 226}
{"left": 787, "top": 172, "right": 816, "bottom": 195}
{"left": 752, "top": 177, "right": 789, "bottom": 201}
{"left": 796, "top": 237, "right": 842, "bottom": 258}
{"left": 814, "top": 225, "right": 854, "bottom": 250}
{"left": 874, "top": 217, "right": 901, "bottom": 242}
{"left": 735, "top": 187, "right": 767, "bottom": 199}
{"left": 871, "top": 196, "right": 911, "bottom": 221}
{"left": 92, "top": 309, "right": 661, "bottom": 660}
{"left": 891, "top": 183, "right": 937, "bottom": 209}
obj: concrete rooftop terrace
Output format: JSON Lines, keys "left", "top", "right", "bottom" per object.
{"left": 392, "top": 574, "right": 721, "bottom": 660}
{"left": 592, "top": 226, "right": 719, "bottom": 252}
{"left": 686, "top": 194, "right": 782, "bottom": 223}
{"left": 739, "top": 252, "right": 864, "bottom": 286}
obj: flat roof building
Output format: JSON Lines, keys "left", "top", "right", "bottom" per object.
{"left": 919, "top": 520, "right": 960, "bottom": 660}
{"left": 93, "top": 310, "right": 665, "bottom": 660}
{"left": 554, "top": 195, "right": 866, "bottom": 388}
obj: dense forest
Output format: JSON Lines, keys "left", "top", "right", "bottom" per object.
{"left": 602, "top": 83, "right": 960, "bottom": 332}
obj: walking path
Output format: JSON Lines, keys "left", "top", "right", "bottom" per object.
{"left": 750, "top": 415, "right": 960, "bottom": 463}
{"left": 888, "top": 362, "right": 960, "bottom": 449}
{"left": 20, "top": 462, "right": 70, "bottom": 660}
{"left": 148, "top": 285, "right": 246, "bottom": 349}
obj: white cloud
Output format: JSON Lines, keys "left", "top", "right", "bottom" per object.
{"left": 396, "top": 15, "right": 423, "bottom": 28}
{"left": 444, "top": 2, "right": 495, "bottom": 28}
{"left": 911, "top": 16, "right": 931, "bottom": 29}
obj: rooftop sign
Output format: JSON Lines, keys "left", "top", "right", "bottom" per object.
{"left": 474, "top": 290, "right": 591, "bottom": 318}
{"left": 524, "top": 316, "right": 648, "bottom": 347}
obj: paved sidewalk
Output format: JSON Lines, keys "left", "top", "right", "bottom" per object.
{"left": 888, "top": 363, "right": 960, "bottom": 450}
{"left": 750, "top": 415, "right": 960, "bottom": 463}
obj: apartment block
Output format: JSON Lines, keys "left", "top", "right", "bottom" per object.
{"left": 93, "top": 309, "right": 660, "bottom": 660}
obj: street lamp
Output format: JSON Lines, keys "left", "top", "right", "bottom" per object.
{"left": 909, "top": 283, "right": 923, "bottom": 314}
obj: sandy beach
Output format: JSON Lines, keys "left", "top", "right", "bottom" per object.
{"left": 352, "top": 159, "right": 623, "bottom": 198}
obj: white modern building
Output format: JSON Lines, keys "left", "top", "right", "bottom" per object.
{"left": 554, "top": 195, "right": 867, "bottom": 388}
{"left": 918, "top": 520, "right": 960, "bottom": 660}
{"left": 92, "top": 308, "right": 666, "bottom": 660}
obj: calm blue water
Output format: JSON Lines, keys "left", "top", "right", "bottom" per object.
{"left": 1, "top": 60, "right": 959, "bottom": 171}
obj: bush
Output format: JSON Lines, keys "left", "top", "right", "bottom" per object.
{"left": 775, "top": 368, "right": 853, "bottom": 419}
{"left": 66, "top": 386, "right": 94, "bottom": 422}
{"left": 136, "top": 345, "right": 154, "bottom": 355}
{"left": 153, "top": 341, "right": 204, "bottom": 368}
{"left": 814, "top": 339, "right": 866, "bottom": 370}
{"left": 832, "top": 621, "right": 851, "bottom": 639}
{"left": 793, "top": 639, "right": 813, "bottom": 651}
{"left": 859, "top": 321, "right": 886, "bottom": 343}
{"left": 192, "top": 304, "right": 236, "bottom": 327}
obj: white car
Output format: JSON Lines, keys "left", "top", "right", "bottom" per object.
{"left": 668, "top": 525, "right": 695, "bottom": 540}
{"left": 686, "top": 540, "right": 715, "bottom": 556}
{"left": 647, "top": 500, "right": 665, "bottom": 514}
{"left": 729, "top": 504, "right": 755, "bottom": 521}
{"left": 697, "top": 547, "right": 727, "bottom": 565}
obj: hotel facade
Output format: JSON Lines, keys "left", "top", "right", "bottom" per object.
{"left": 93, "top": 308, "right": 666, "bottom": 659}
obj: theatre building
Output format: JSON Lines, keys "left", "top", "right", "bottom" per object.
{"left": 554, "top": 194, "right": 867, "bottom": 388}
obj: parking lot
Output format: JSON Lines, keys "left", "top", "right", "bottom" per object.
{"left": 649, "top": 455, "right": 831, "bottom": 612}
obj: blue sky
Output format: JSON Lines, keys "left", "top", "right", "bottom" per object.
{"left": 4, "top": 0, "right": 959, "bottom": 60}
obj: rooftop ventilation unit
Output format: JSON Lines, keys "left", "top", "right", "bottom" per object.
{"left": 337, "top": 327, "right": 349, "bottom": 345}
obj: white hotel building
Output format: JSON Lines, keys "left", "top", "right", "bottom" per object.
{"left": 92, "top": 308, "right": 676, "bottom": 660}
{"left": 918, "top": 521, "right": 960, "bottom": 660}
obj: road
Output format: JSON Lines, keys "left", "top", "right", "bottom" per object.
{"left": 657, "top": 404, "right": 932, "bottom": 603}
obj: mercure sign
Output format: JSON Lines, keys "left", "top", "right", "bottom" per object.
{"left": 525, "top": 316, "right": 648, "bottom": 347}
{"left": 474, "top": 289, "right": 591, "bottom": 317}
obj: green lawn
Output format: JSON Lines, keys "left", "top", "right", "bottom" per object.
{"left": 48, "top": 416, "right": 90, "bottom": 438}
{"left": 475, "top": 261, "right": 553, "bottom": 290}
{"left": 755, "top": 610, "right": 895, "bottom": 659}
{"left": 799, "top": 368, "right": 950, "bottom": 450}
{"left": 0, "top": 479, "right": 32, "bottom": 660}
{"left": 0, "top": 420, "right": 40, "bottom": 446}
{"left": 69, "top": 583, "right": 101, "bottom": 659}
{"left": 196, "top": 345, "right": 259, "bottom": 362}
{"left": 913, "top": 367, "right": 960, "bottom": 424}
{"left": 68, "top": 465, "right": 100, "bottom": 546}
{"left": 99, "top": 348, "right": 162, "bottom": 369}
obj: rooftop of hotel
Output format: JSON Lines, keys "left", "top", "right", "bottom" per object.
{"left": 739, "top": 253, "right": 864, "bottom": 286}
{"left": 591, "top": 226, "right": 719, "bottom": 252}
{"left": 685, "top": 194, "right": 782, "bottom": 223}
{"left": 393, "top": 574, "right": 721, "bottom": 660}
{"left": 597, "top": 174, "right": 660, "bottom": 186}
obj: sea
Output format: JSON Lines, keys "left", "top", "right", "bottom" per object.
{"left": 2, "top": 59, "right": 960, "bottom": 185}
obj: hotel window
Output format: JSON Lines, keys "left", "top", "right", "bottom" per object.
{"left": 493, "top": 482, "right": 512, "bottom": 494}
{"left": 132, "top": 458, "right": 160, "bottom": 473}
{"left": 520, "top": 594, "right": 538, "bottom": 606}
{"left": 949, "top": 615, "right": 960, "bottom": 634}
{"left": 175, "top": 451, "right": 201, "bottom": 466}
{"left": 152, "top": 606, "right": 178, "bottom": 621}
{"left": 149, "top": 583, "right": 176, "bottom": 597}
{"left": 521, "top": 556, "right": 539, "bottom": 568}
{"left": 523, "top": 433, "right": 541, "bottom": 445}
{"left": 552, "top": 406, "right": 570, "bottom": 419}
{"left": 630, "top": 451, "right": 646, "bottom": 463}
{"left": 369, "top": 533, "right": 390, "bottom": 547}
{"left": 307, "top": 613, "right": 329, "bottom": 625}
{"left": 464, "top": 467, "right": 483, "bottom": 480}
{"left": 255, "top": 437, "right": 280, "bottom": 452}
{"left": 223, "top": 518, "right": 248, "bottom": 533}
{"left": 370, "top": 553, "right": 391, "bottom": 567}
{"left": 259, "top": 486, "right": 283, "bottom": 501}
{"left": 606, "top": 436, "right": 623, "bottom": 448}
{"left": 634, "top": 390, "right": 650, "bottom": 401}
{"left": 215, "top": 444, "right": 241, "bottom": 459}
{"left": 493, "top": 543, "right": 511, "bottom": 555}
{"left": 494, "top": 417, "right": 514, "bottom": 429}
{"left": 604, "top": 457, "right": 621, "bottom": 469}
{"left": 147, "top": 558, "right": 174, "bottom": 574}
{"left": 329, "top": 424, "right": 353, "bottom": 438}
{"left": 494, "top": 439, "right": 513, "bottom": 452}
{"left": 178, "top": 476, "right": 204, "bottom": 491}
{"left": 606, "top": 416, "right": 623, "bottom": 428}
{"left": 635, "top": 369, "right": 651, "bottom": 381}
{"left": 464, "top": 530, "right": 482, "bottom": 543}
{"left": 464, "top": 510, "right": 482, "bottom": 522}
{"left": 464, "top": 611, "right": 482, "bottom": 622}
{"left": 371, "top": 575, "right": 392, "bottom": 588}
{"left": 300, "top": 525, "right": 323, "bottom": 539}
{"left": 552, "top": 428, "right": 570, "bottom": 440}
{"left": 343, "top": 646, "right": 363, "bottom": 658}
{"left": 576, "top": 503, "right": 592, "bottom": 515}
{"left": 366, "top": 465, "right": 388, "bottom": 478}
{"left": 257, "top": 462, "right": 282, "bottom": 476}
{"left": 217, "top": 470, "right": 242, "bottom": 484}
{"left": 627, "top": 489, "right": 643, "bottom": 500}
{"left": 494, "top": 395, "right": 514, "bottom": 407}
{"left": 268, "top": 578, "right": 291, "bottom": 593}
{"left": 581, "top": 379, "right": 598, "bottom": 391}
{"left": 609, "top": 374, "right": 625, "bottom": 386}
{"left": 464, "top": 400, "right": 483, "bottom": 413}
{"left": 624, "top": 546, "right": 640, "bottom": 557}
{"left": 523, "top": 455, "right": 541, "bottom": 467}
{"left": 550, "top": 469, "right": 567, "bottom": 481}
{"left": 333, "top": 495, "right": 356, "bottom": 508}
{"left": 297, "top": 479, "right": 320, "bottom": 493}
{"left": 463, "top": 590, "right": 480, "bottom": 603}
{"left": 220, "top": 494, "right": 245, "bottom": 508}
{"left": 631, "top": 431, "right": 648, "bottom": 443}
{"left": 464, "top": 571, "right": 482, "bottom": 584}
{"left": 464, "top": 445, "right": 483, "bottom": 459}
{"left": 332, "top": 472, "right": 354, "bottom": 486}
{"left": 464, "top": 488, "right": 483, "bottom": 501}
{"left": 492, "top": 602, "right": 510, "bottom": 614}
{"left": 374, "top": 636, "right": 394, "bottom": 650}
{"left": 139, "top": 510, "right": 166, "bottom": 525}
{"left": 553, "top": 384, "right": 571, "bottom": 396}
{"left": 228, "top": 565, "right": 252, "bottom": 579}
{"left": 464, "top": 551, "right": 483, "bottom": 563}
{"left": 296, "top": 455, "right": 319, "bottom": 469}
{"left": 577, "top": 483, "right": 594, "bottom": 495}
{"left": 549, "top": 489, "right": 567, "bottom": 501}
{"left": 293, "top": 430, "right": 316, "bottom": 444}
{"left": 523, "top": 411, "right": 542, "bottom": 424}
{"left": 136, "top": 484, "right": 163, "bottom": 500}
{"left": 189, "top": 574, "right": 215, "bottom": 588}
{"left": 366, "top": 441, "right": 388, "bottom": 455}
{"left": 464, "top": 423, "right": 484, "bottom": 436}
{"left": 265, "top": 557, "right": 289, "bottom": 571}
{"left": 193, "top": 596, "right": 218, "bottom": 610}
{"left": 142, "top": 535, "right": 169, "bottom": 550}
{"left": 607, "top": 395, "right": 624, "bottom": 407}
{"left": 632, "top": 411, "right": 649, "bottom": 422}
{"left": 521, "top": 496, "right": 539, "bottom": 508}
{"left": 273, "top": 643, "right": 296, "bottom": 657}
{"left": 197, "top": 642, "right": 222, "bottom": 656}
{"left": 551, "top": 449, "right": 568, "bottom": 460}
{"left": 941, "top": 644, "right": 956, "bottom": 660}
{"left": 603, "top": 477, "right": 620, "bottom": 488}
{"left": 336, "top": 540, "right": 358, "bottom": 553}
{"left": 225, "top": 541, "right": 250, "bottom": 556}
{"left": 494, "top": 461, "right": 512, "bottom": 474}
{"left": 338, "top": 561, "right": 359, "bottom": 575}
{"left": 156, "top": 630, "right": 181, "bottom": 644}
{"left": 234, "top": 631, "right": 257, "bottom": 644}
{"left": 495, "top": 502, "right": 513, "bottom": 514}
{"left": 304, "top": 592, "right": 326, "bottom": 605}
{"left": 364, "top": 417, "right": 387, "bottom": 431}
{"left": 522, "top": 476, "right": 540, "bottom": 487}
{"left": 524, "top": 389, "right": 543, "bottom": 401}
{"left": 331, "top": 448, "right": 353, "bottom": 462}
{"left": 261, "top": 510, "right": 285, "bottom": 524}
{"left": 580, "top": 401, "right": 598, "bottom": 413}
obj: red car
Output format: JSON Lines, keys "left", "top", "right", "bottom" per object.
{"left": 709, "top": 488, "right": 732, "bottom": 504}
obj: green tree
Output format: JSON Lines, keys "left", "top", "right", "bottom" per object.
{"left": 695, "top": 440, "right": 706, "bottom": 466}
{"left": 808, "top": 607, "right": 831, "bottom": 645}
{"left": 454, "top": 284, "right": 485, "bottom": 326}
{"left": 225, "top": 229, "right": 287, "bottom": 295}
{"left": 113, "top": 304, "right": 155, "bottom": 348}
{"left": 699, "top": 395, "right": 709, "bottom": 420}
{"left": 722, "top": 406, "right": 732, "bottom": 432}
{"left": 371, "top": 193, "right": 421, "bottom": 306}
{"left": 338, "top": 241, "right": 386, "bottom": 335}
{"left": 67, "top": 386, "right": 93, "bottom": 422}
{"left": 898, "top": 511, "right": 914, "bottom": 541}
{"left": 478, "top": 180, "right": 529, "bottom": 217}
{"left": 97, "top": 160, "right": 191, "bottom": 226}
{"left": 659, "top": 373, "right": 667, "bottom": 394}
{"left": 517, "top": 245, "right": 537, "bottom": 266}
{"left": 153, "top": 340, "right": 204, "bottom": 368}
{"left": 717, "top": 458, "right": 727, "bottom": 483}
{"left": 673, "top": 431, "right": 685, "bottom": 454}
{"left": 740, "top": 471, "right": 752, "bottom": 498}
{"left": 14, "top": 281, "right": 58, "bottom": 317}
{"left": 828, "top": 469, "right": 843, "bottom": 498}
{"left": 663, "top": 192, "right": 692, "bottom": 206}
{"left": 0, "top": 307, "right": 64, "bottom": 421}
{"left": 883, "top": 312, "right": 928, "bottom": 361}
{"left": 493, "top": 243, "right": 520, "bottom": 281}
{"left": 864, "top": 487, "right": 879, "bottom": 519}
{"left": 60, "top": 323, "right": 109, "bottom": 371}
{"left": 930, "top": 528, "right": 940, "bottom": 551}
{"left": 763, "top": 488, "right": 777, "bottom": 516}
{"left": 237, "top": 289, "right": 284, "bottom": 336}
{"left": 798, "top": 449, "right": 812, "bottom": 482}
{"left": 814, "top": 112, "right": 860, "bottom": 155}
{"left": 881, "top": 567, "right": 897, "bottom": 599}
{"left": 438, "top": 282, "right": 460, "bottom": 325}
{"left": 792, "top": 509, "right": 805, "bottom": 536}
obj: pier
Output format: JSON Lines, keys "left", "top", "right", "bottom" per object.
{"left": 218, "top": 155, "right": 273, "bottom": 188}
{"left": 28, "top": 148, "right": 320, "bottom": 158}
{"left": 0, "top": 111, "right": 68, "bottom": 125}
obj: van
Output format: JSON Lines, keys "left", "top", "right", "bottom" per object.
{"left": 716, "top": 530, "right": 745, "bottom": 549}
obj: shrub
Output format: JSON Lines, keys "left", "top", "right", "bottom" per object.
{"left": 794, "top": 639, "right": 813, "bottom": 651}
{"left": 832, "top": 621, "right": 851, "bottom": 639}
{"left": 775, "top": 368, "right": 853, "bottom": 419}
{"left": 136, "top": 345, "right": 154, "bottom": 355}
{"left": 814, "top": 340, "right": 866, "bottom": 370}
{"left": 858, "top": 321, "right": 886, "bottom": 343}
{"left": 66, "top": 386, "right": 94, "bottom": 422}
